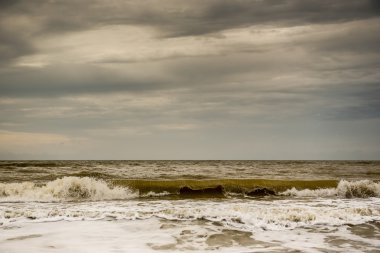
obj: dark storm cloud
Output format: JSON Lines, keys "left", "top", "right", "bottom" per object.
{"left": 8, "top": 0, "right": 380, "bottom": 36}
{"left": 0, "top": 0, "right": 379, "bottom": 64}
{"left": 0, "top": 27, "right": 34, "bottom": 65}
{"left": 0, "top": 1, "right": 35, "bottom": 65}
{"left": 182, "top": 0, "right": 379, "bottom": 36}
{"left": 370, "top": 0, "right": 380, "bottom": 11}
{"left": 1, "top": 0, "right": 380, "bottom": 159}
{"left": 0, "top": 0, "right": 19, "bottom": 8}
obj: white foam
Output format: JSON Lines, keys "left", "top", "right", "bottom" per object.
{"left": 1, "top": 179, "right": 380, "bottom": 233}
{"left": 0, "top": 177, "right": 137, "bottom": 202}
{"left": 140, "top": 191, "right": 171, "bottom": 197}
{"left": 0, "top": 219, "right": 174, "bottom": 253}
{"left": 1, "top": 217, "right": 380, "bottom": 253}
{"left": 280, "top": 187, "right": 337, "bottom": 197}
{"left": 1, "top": 197, "right": 379, "bottom": 231}
{"left": 280, "top": 180, "right": 380, "bottom": 198}
{"left": 2, "top": 179, "right": 379, "bottom": 202}
{"left": 337, "top": 179, "right": 380, "bottom": 198}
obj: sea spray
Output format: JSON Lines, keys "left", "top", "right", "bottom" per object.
{"left": 280, "top": 180, "right": 380, "bottom": 198}
{"left": 1, "top": 178, "right": 379, "bottom": 201}
{"left": 0, "top": 177, "right": 137, "bottom": 202}
{"left": 337, "top": 180, "right": 380, "bottom": 198}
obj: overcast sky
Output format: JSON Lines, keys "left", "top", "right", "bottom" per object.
{"left": 0, "top": 0, "right": 379, "bottom": 159}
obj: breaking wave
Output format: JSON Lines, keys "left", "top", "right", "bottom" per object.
{"left": 112, "top": 178, "right": 338, "bottom": 195}
{"left": 1, "top": 178, "right": 379, "bottom": 202}
{"left": 0, "top": 177, "right": 137, "bottom": 202}
{"left": 281, "top": 180, "right": 380, "bottom": 198}
{"left": 140, "top": 191, "right": 171, "bottom": 198}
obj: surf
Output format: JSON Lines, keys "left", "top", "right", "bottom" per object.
{"left": 1, "top": 177, "right": 380, "bottom": 201}
{"left": 0, "top": 177, "right": 137, "bottom": 202}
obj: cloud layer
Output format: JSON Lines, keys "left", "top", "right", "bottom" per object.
{"left": 0, "top": 0, "right": 379, "bottom": 159}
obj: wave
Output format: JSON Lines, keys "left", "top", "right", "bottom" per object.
{"left": 114, "top": 179, "right": 379, "bottom": 198}
{"left": 112, "top": 178, "right": 338, "bottom": 195}
{"left": 281, "top": 180, "right": 380, "bottom": 198}
{"left": 0, "top": 177, "right": 137, "bottom": 202}
{"left": 1, "top": 178, "right": 379, "bottom": 202}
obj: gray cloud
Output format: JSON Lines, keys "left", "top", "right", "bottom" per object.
{"left": 0, "top": 0, "right": 380, "bottom": 159}
{"left": 188, "top": 0, "right": 378, "bottom": 36}
{"left": 1, "top": 0, "right": 379, "bottom": 64}
{"left": 0, "top": 64, "right": 171, "bottom": 97}
{"left": 0, "top": 23, "right": 35, "bottom": 65}
{"left": 6, "top": 0, "right": 379, "bottom": 35}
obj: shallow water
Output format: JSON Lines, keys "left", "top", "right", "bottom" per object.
{"left": 1, "top": 160, "right": 380, "bottom": 252}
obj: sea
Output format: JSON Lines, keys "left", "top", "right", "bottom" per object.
{"left": 0, "top": 160, "right": 379, "bottom": 253}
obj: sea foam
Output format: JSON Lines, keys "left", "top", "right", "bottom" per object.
{"left": 0, "top": 177, "right": 137, "bottom": 202}
{"left": 281, "top": 180, "right": 380, "bottom": 198}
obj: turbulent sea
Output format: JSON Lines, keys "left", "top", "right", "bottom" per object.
{"left": 1, "top": 160, "right": 380, "bottom": 253}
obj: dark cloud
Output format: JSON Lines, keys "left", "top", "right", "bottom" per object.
{"left": 1, "top": 0, "right": 380, "bottom": 159}
{"left": 307, "top": 20, "right": 380, "bottom": 54}
{"left": 0, "top": 27, "right": 35, "bottom": 65}
{"left": 0, "top": 0, "right": 20, "bottom": 8}
{"left": 369, "top": 0, "right": 380, "bottom": 12}
{"left": 0, "top": 65, "right": 171, "bottom": 97}
{"left": 0, "top": 0, "right": 379, "bottom": 64}
{"left": 2, "top": 0, "right": 379, "bottom": 36}
{"left": 190, "top": 0, "right": 372, "bottom": 36}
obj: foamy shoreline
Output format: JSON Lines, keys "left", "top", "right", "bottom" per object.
{"left": 1, "top": 218, "right": 380, "bottom": 253}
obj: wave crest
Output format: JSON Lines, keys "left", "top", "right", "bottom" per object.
{"left": 1, "top": 178, "right": 379, "bottom": 201}
{"left": 0, "top": 177, "right": 137, "bottom": 202}
{"left": 337, "top": 180, "right": 380, "bottom": 198}
{"left": 281, "top": 180, "right": 380, "bottom": 198}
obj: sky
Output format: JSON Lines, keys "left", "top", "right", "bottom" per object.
{"left": 0, "top": 0, "right": 380, "bottom": 160}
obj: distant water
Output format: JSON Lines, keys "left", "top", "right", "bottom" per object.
{"left": 1, "top": 160, "right": 380, "bottom": 252}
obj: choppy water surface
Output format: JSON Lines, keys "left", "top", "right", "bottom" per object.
{"left": 1, "top": 160, "right": 379, "bottom": 182}
{"left": 1, "top": 160, "right": 380, "bottom": 252}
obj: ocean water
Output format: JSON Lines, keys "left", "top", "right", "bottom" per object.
{"left": 1, "top": 160, "right": 380, "bottom": 253}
